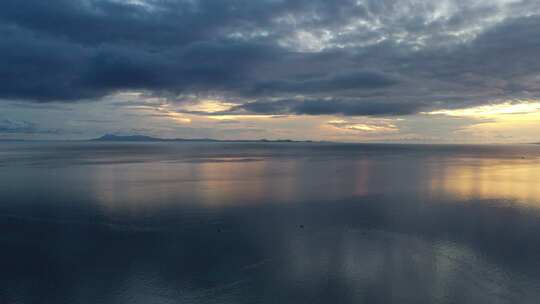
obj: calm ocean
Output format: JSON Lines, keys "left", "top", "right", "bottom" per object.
{"left": 2, "top": 142, "right": 540, "bottom": 303}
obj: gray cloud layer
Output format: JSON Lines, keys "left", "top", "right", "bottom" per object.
{"left": 0, "top": 119, "right": 58, "bottom": 134}
{"left": 2, "top": 0, "right": 540, "bottom": 116}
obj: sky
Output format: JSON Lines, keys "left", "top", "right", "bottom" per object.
{"left": 2, "top": 0, "right": 540, "bottom": 143}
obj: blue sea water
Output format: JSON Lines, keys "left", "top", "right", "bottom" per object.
{"left": 1, "top": 141, "right": 540, "bottom": 303}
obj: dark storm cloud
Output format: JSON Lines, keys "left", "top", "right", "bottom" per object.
{"left": 231, "top": 98, "right": 426, "bottom": 116}
{"left": 249, "top": 71, "right": 398, "bottom": 96}
{"left": 2, "top": 0, "right": 540, "bottom": 116}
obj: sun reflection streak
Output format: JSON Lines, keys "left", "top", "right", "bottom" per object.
{"left": 426, "top": 157, "right": 540, "bottom": 205}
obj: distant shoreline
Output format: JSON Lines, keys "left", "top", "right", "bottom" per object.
{"left": 89, "top": 134, "right": 316, "bottom": 143}
{"left": 1, "top": 134, "right": 538, "bottom": 145}
{"left": 0, "top": 134, "right": 317, "bottom": 143}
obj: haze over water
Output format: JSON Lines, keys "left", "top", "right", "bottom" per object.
{"left": 2, "top": 142, "right": 540, "bottom": 303}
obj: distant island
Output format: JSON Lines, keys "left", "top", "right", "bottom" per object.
{"left": 91, "top": 134, "right": 313, "bottom": 143}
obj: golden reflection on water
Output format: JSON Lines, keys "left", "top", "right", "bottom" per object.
{"left": 87, "top": 151, "right": 540, "bottom": 213}
{"left": 195, "top": 159, "right": 269, "bottom": 206}
{"left": 426, "top": 158, "right": 540, "bottom": 205}
{"left": 353, "top": 159, "right": 371, "bottom": 197}
{"left": 89, "top": 158, "right": 303, "bottom": 213}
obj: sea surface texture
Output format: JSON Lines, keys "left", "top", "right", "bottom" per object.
{"left": 1, "top": 142, "right": 540, "bottom": 304}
